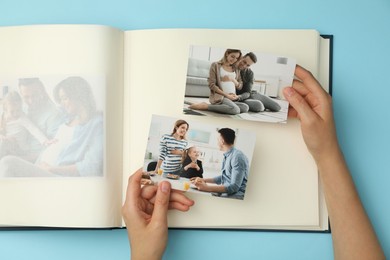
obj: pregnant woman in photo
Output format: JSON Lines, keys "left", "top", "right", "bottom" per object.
{"left": 154, "top": 119, "right": 189, "bottom": 176}
{"left": 189, "top": 49, "right": 249, "bottom": 115}
{"left": 0, "top": 76, "right": 103, "bottom": 177}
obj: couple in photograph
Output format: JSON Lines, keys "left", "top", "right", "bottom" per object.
{"left": 189, "top": 49, "right": 281, "bottom": 115}
{"left": 156, "top": 119, "right": 249, "bottom": 200}
{"left": 0, "top": 76, "right": 103, "bottom": 177}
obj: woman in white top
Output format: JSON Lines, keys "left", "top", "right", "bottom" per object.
{"left": 189, "top": 49, "right": 249, "bottom": 115}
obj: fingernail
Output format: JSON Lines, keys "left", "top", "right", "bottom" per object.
{"left": 161, "top": 181, "right": 170, "bottom": 194}
{"left": 285, "top": 87, "right": 295, "bottom": 97}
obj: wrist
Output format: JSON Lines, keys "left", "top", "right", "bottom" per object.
{"left": 131, "top": 239, "right": 165, "bottom": 260}
{"left": 314, "top": 145, "right": 346, "bottom": 175}
{"left": 311, "top": 140, "right": 341, "bottom": 165}
{"left": 131, "top": 251, "right": 162, "bottom": 260}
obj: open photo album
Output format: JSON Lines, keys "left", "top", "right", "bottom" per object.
{"left": 0, "top": 25, "right": 332, "bottom": 231}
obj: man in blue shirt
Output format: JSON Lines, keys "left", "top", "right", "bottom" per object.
{"left": 194, "top": 128, "right": 249, "bottom": 200}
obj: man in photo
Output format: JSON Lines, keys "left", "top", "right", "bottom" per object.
{"left": 235, "top": 52, "right": 281, "bottom": 112}
{"left": 18, "top": 78, "right": 65, "bottom": 161}
{"left": 193, "top": 128, "right": 249, "bottom": 200}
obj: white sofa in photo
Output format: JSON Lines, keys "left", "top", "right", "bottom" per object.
{"left": 185, "top": 58, "right": 211, "bottom": 97}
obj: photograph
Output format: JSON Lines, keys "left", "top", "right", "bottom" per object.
{"left": 183, "top": 45, "right": 296, "bottom": 123}
{"left": 142, "top": 114, "right": 256, "bottom": 200}
{"left": 0, "top": 74, "right": 105, "bottom": 178}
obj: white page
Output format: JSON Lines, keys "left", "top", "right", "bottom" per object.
{"left": 123, "top": 29, "right": 325, "bottom": 229}
{"left": 0, "top": 25, "right": 124, "bottom": 227}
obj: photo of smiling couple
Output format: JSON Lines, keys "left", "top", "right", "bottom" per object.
{"left": 142, "top": 115, "right": 256, "bottom": 200}
{"left": 184, "top": 45, "right": 296, "bottom": 123}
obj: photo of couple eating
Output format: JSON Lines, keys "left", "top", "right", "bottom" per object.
{"left": 0, "top": 76, "right": 104, "bottom": 178}
{"left": 142, "top": 115, "right": 256, "bottom": 200}
{"left": 184, "top": 46, "right": 296, "bottom": 123}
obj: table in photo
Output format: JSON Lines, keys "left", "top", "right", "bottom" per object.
{"left": 149, "top": 173, "right": 213, "bottom": 196}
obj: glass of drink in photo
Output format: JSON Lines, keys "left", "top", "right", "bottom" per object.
{"left": 183, "top": 181, "right": 190, "bottom": 191}
{"left": 157, "top": 168, "right": 163, "bottom": 175}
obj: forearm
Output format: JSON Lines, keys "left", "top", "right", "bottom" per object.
{"left": 203, "top": 178, "right": 215, "bottom": 184}
{"left": 131, "top": 240, "right": 163, "bottom": 260}
{"left": 284, "top": 66, "right": 384, "bottom": 259}
{"left": 131, "top": 252, "right": 161, "bottom": 260}
{"left": 201, "top": 178, "right": 225, "bottom": 192}
{"left": 203, "top": 184, "right": 226, "bottom": 193}
{"left": 318, "top": 148, "right": 384, "bottom": 260}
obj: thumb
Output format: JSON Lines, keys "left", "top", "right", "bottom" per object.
{"left": 284, "top": 87, "right": 316, "bottom": 122}
{"left": 150, "top": 181, "right": 171, "bottom": 226}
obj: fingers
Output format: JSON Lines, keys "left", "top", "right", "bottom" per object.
{"left": 126, "top": 168, "right": 143, "bottom": 204}
{"left": 170, "top": 190, "right": 195, "bottom": 208}
{"left": 291, "top": 79, "right": 310, "bottom": 96}
{"left": 284, "top": 87, "right": 318, "bottom": 123}
{"left": 287, "top": 105, "right": 299, "bottom": 118}
{"left": 150, "top": 181, "right": 171, "bottom": 226}
{"left": 285, "top": 65, "right": 333, "bottom": 121}
{"left": 169, "top": 201, "right": 192, "bottom": 212}
{"left": 294, "top": 65, "right": 327, "bottom": 96}
{"left": 122, "top": 168, "right": 147, "bottom": 227}
{"left": 145, "top": 187, "right": 195, "bottom": 210}
{"left": 141, "top": 184, "right": 158, "bottom": 200}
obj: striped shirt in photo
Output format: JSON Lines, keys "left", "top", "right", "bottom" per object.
{"left": 159, "top": 134, "right": 188, "bottom": 173}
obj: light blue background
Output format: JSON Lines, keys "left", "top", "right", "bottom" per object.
{"left": 0, "top": 0, "right": 389, "bottom": 259}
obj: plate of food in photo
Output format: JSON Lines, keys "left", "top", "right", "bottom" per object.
{"left": 166, "top": 173, "right": 180, "bottom": 180}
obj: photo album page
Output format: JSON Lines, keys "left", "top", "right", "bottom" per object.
{"left": 0, "top": 25, "right": 125, "bottom": 228}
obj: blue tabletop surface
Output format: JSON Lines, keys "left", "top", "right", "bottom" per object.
{"left": 0, "top": 0, "right": 389, "bottom": 259}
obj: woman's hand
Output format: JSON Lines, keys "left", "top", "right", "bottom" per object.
{"left": 284, "top": 65, "right": 385, "bottom": 259}
{"left": 122, "top": 169, "right": 195, "bottom": 260}
{"left": 226, "top": 93, "right": 239, "bottom": 101}
{"left": 283, "top": 65, "right": 338, "bottom": 163}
